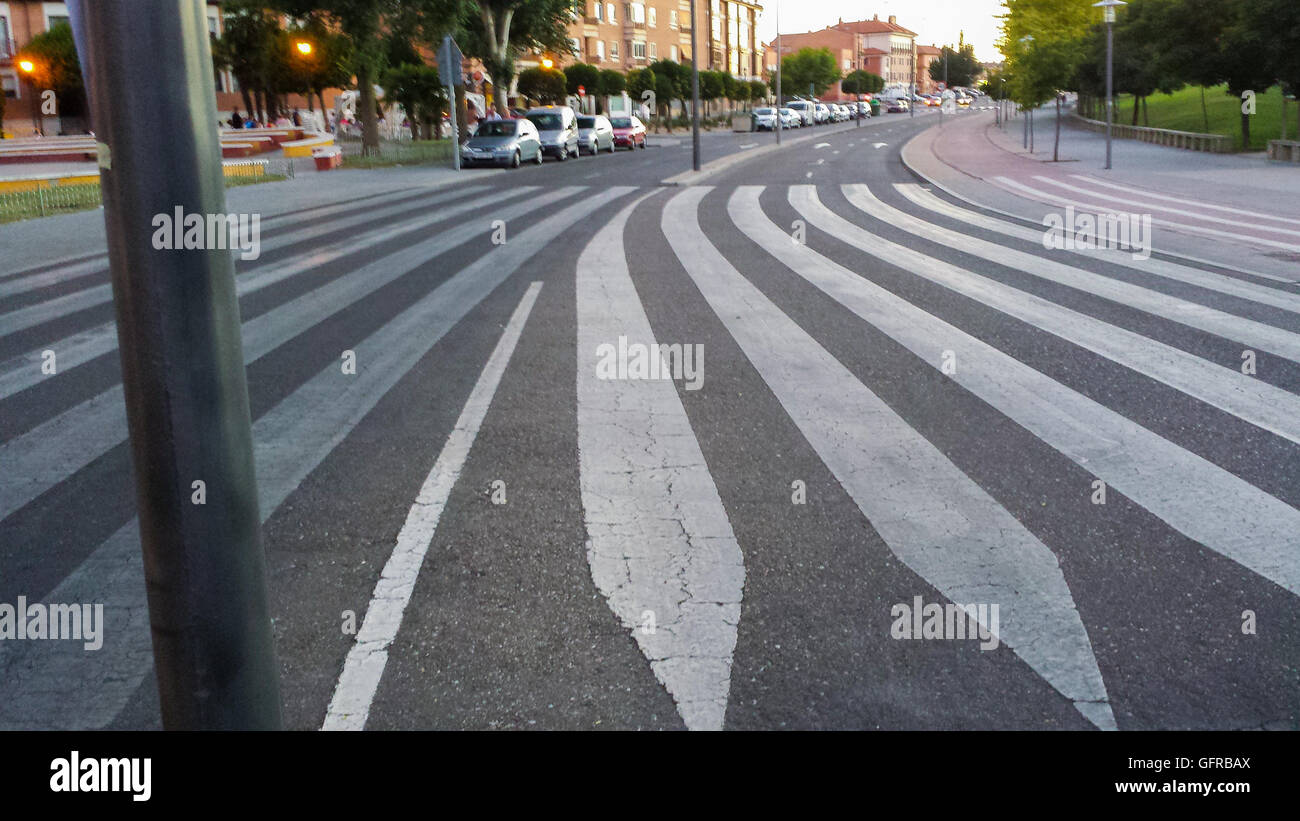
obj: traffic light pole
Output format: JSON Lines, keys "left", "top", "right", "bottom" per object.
{"left": 68, "top": 0, "right": 281, "bottom": 730}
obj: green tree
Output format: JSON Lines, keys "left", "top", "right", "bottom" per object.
{"left": 288, "top": 17, "right": 356, "bottom": 117}
{"left": 463, "top": 0, "right": 580, "bottom": 115}
{"left": 516, "top": 65, "right": 566, "bottom": 103}
{"left": 382, "top": 62, "right": 447, "bottom": 138}
{"left": 565, "top": 62, "right": 601, "bottom": 103}
{"left": 598, "top": 68, "right": 626, "bottom": 97}
{"left": 15, "top": 21, "right": 86, "bottom": 128}
{"left": 928, "top": 42, "right": 982, "bottom": 88}
{"left": 749, "top": 79, "right": 768, "bottom": 102}
{"left": 841, "top": 69, "right": 884, "bottom": 95}
{"left": 782, "top": 48, "right": 839, "bottom": 97}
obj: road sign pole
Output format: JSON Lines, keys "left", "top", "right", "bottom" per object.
{"left": 775, "top": 5, "right": 782, "bottom": 145}
{"left": 448, "top": 84, "right": 460, "bottom": 170}
{"left": 690, "top": 0, "right": 700, "bottom": 171}
{"left": 439, "top": 36, "right": 463, "bottom": 171}
{"left": 68, "top": 0, "right": 280, "bottom": 730}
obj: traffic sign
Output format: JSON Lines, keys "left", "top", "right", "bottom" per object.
{"left": 437, "top": 35, "right": 463, "bottom": 85}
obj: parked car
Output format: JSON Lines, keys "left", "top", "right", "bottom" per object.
{"left": 752, "top": 107, "right": 779, "bottom": 131}
{"left": 609, "top": 115, "right": 647, "bottom": 149}
{"left": 887, "top": 98, "right": 910, "bottom": 113}
{"left": 576, "top": 114, "right": 615, "bottom": 154}
{"left": 525, "top": 105, "right": 580, "bottom": 160}
{"left": 815, "top": 103, "right": 831, "bottom": 123}
{"left": 460, "top": 117, "right": 543, "bottom": 168}
{"left": 779, "top": 107, "right": 802, "bottom": 128}
{"left": 786, "top": 100, "right": 815, "bottom": 126}
{"left": 855, "top": 101, "right": 873, "bottom": 118}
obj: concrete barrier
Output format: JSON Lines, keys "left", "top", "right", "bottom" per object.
{"left": 1070, "top": 113, "right": 1232, "bottom": 153}
{"left": 1268, "top": 140, "right": 1300, "bottom": 163}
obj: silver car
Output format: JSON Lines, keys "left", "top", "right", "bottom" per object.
{"left": 525, "top": 106, "right": 580, "bottom": 161}
{"left": 460, "top": 118, "right": 543, "bottom": 168}
{"left": 753, "top": 107, "right": 779, "bottom": 131}
{"left": 577, "top": 115, "right": 615, "bottom": 154}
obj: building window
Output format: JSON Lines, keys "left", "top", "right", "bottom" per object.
{"left": 630, "top": 2, "right": 644, "bottom": 24}
{"left": 670, "top": 10, "right": 678, "bottom": 29}
{"left": 649, "top": 42, "right": 657, "bottom": 59}
{"left": 671, "top": 44, "right": 679, "bottom": 61}
{"left": 597, "top": 40, "right": 605, "bottom": 60}
{"left": 594, "top": 1, "right": 602, "bottom": 20}
{"left": 2, "top": 71, "right": 19, "bottom": 100}
{"left": 607, "top": 3, "right": 615, "bottom": 23}
{"left": 649, "top": 8, "right": 656, "bottom": 27}
{"left": 633, "top": 41, "right": 646, "bottom": 59}
{"left": 610, "top": 40, "right": 619, "bottom": 59}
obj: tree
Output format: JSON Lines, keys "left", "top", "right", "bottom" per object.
{"left": 749, "top": 79, "right": 767, "bottom": 103}
{"left": 463, "top": 0, "right": 580, "bottom": 115}
{"left": 928, "top": 42, "right": 982, "bottom": 88}
{"left": 699, "top": 70, "right": 724, "bottom": 116}
{"left": 516, "top": 65, "right": 566, "bottom": 104}
{"left": 598, "top": 68, "right": 626, "bottom": 97}
{"left": 566, "top": 62, "right": 601, "bottom": 107}
{"left": 17, "top": 21, "right": 87, "bottom": 130}
{"left": 841, "top": 69, "right": 884, "bottom": 96}
{"left": 287, "top": 18, "right": 355, "bottom": 117}
{"left": 382, "top": 62, "right": 446, "bottom": 138}
{"left": 781, "top": 48, "right": 839, "bottom": 97}
{"left": 1248, "top": 0, "right": 1300, "bottom": 135}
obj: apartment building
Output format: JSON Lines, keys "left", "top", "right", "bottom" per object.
{"left": 556, "top": 0, "right": 763, "bottom": 82}
{"left": 916, "top": 44, "right": 942, "bottom": 94}
{"left": 765, "top": 14, "right": 919, "bottom": 101}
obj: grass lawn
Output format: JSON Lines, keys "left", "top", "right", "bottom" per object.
{"left": 1114, "top": 84, "right": 1297, "bottom": 151}
{"left": 0, "top": 173, "right": 287, "bottom": 224}
{"left": 341, "top": 139, "right": 456, "bottom": 169}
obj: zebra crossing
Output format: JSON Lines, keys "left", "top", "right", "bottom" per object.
{"left": 1, "top": 174, "right": 1297, "bottom": 730}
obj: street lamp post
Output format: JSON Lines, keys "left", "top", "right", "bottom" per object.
{"left": 18, "top": 58, "right": 42, "bottom": 135}
{"left": 775, "top": 1, "right": 781, "bottom": 145}
{"left": 690, "top": 0, "right": 700, "bottom": 171}
{"left": 1094, "top": 0, "right": 1126, "bottom": 170}
{"left": 1019, "top": 35, "right": 1034, "bottom": 152}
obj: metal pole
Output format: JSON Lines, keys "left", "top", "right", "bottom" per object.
{"left": 690, "top": 0, "right": 700, "bottom": 171}
{"left": 448, "top": 84, "right": 460, "bottom": 171}
{"left": 1105, "top": 19, "right": 1114, "bottom": 169}
{"left": 68, "top": 0, "right": 281, "bottom": 730}
{"left": 775, "top": 2, "right": 781, "bottom": 145}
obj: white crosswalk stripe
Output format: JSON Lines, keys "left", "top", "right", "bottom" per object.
{"left": 2, "top": 178, "right": 1297, "bottom": 731}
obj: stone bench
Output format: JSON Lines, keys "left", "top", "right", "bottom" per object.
{"left": 1268, "top": 140, "right": 1300, "bottom": 163}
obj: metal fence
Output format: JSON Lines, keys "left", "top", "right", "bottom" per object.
{"left": 0, "top": 183, "right": 103, "bottom": 222}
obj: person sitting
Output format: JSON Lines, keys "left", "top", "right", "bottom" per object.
{"left": 228, "top": 111, "right": 245, "bottom": 130}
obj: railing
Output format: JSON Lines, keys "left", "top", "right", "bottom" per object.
{"left": 1268, "top": 140, "right": 1300, "bottom": 163}
{"left": 0, "top": 183, "right": 101, "bottom": 222}
{"left": 1070, "top": 113, "right": 1232, "bottom": 153}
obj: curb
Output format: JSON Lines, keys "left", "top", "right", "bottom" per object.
{"left": 898, "top": 122, "right": 1295, "bottom": 282}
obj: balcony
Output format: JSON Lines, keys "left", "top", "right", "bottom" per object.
{"left": 0, "top": 37, "right": 15, "bottom": 60}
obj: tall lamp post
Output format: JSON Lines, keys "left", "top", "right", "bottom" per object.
{"left": 18, "top": 58, "right": 42, "bottom": 135}
{"left": 690, "top": 0, "right": 700, "bottom": 170}
{"left": 1094, "top": 0, "right": 1126, "bottom": 170}
{"left": 1019, "top": 35, "right": 1034, "bottom": 151}
{"left": 775, "top": 1, "right": 782, "bottom": 144}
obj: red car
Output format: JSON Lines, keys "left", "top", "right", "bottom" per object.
{"left": 610, "top": 115, "right": 647, "bottom": 150}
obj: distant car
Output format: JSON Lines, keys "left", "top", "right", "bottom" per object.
{"left": 957, "top": 95, "right": 972, "bottom": 107}
{"left": 924, "top": 95, "right": 941, "bottom": 107}
{"left": 814, "top": 103, "right": 831, "bottom": 123}
{"left": 854, "top": 101, "right": 872, "bottom": 118}
{"left": 460, "top": 117, "right": 543, "bottom": 168}
{"left": 833, "top": 104, "right": 849, "bottom": 122}
{"left": 525, "top": 105, "right": 580, "bottom": 160}
{"left": 779, "top": 107, "right": 801, "bottom": 128}
{"left": 887, "top": 98, "right": 910, "bottom": 113}
{"left": 576, "top": 114, "right": 615, "bottom": 154}
{"left": 610, "top": 115, "right": 647, "bottom": 149}
{"left": 786, "top": 100, "right": 815, "bottom": 126}
{"left": 753, "top": 107, "right": 779, "bottom": 131}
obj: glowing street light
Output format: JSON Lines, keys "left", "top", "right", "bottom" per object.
{"left": 18, "top": 59, "right": 35, "bottom": 73}
{"left": 295, "top": 40, "right": 312, "bottom": 56}
{"left": 541, "top": 57, "right": 554, "bottom": 69}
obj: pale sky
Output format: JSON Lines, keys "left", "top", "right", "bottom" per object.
{"left": 756, "top": 0, "right": 1008, "bottom": 63}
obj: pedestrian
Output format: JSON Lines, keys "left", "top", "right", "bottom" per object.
{"left": 291, "top": 109, "right": 301, "bottom": 127}
{"left": 228, "top": 110, "right": 244, "bottom": 130}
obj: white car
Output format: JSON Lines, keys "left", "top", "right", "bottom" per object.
{"left": 779, "top": 108, "right": 801, "bottom": 128}
{"left": 785, "top": 100, "right": 815, "bottom": 126}
{"left": 814, "top": 103, "right": 831, "bottom": 123}
{"left": 752, "top": 107, "right": 779, "bottom": 131}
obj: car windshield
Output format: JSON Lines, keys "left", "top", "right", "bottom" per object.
{"left": 610, "top": 117, "right": 632, "bottom": 128}
{"left": 528, "top": 113, "right": 563, "bottom": 130}
{"left": 755, "top": 108, "right": 774, "bottom": 115}
{"left": 577, "top": 117, "right": 596, "bottom": 128}
{"left": 475, "top": 120, "right": 517, "bottom": 137}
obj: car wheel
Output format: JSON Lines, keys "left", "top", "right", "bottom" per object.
{"left": 534, "top": 147, "right": 543, "bottom": 165}
{"left": 639, "top": 138, "right": 646, "bottom": 149}
{"left": 557, "top": 146, "right": 566, "bottom": 161}
{"left": 511, "top": 150, "right": 520, "bottom": 169}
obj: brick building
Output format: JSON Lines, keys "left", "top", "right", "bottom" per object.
{"left": 764, "top": 14, "right": 920, "bottom": 102}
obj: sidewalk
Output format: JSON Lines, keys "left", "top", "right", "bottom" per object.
{"left": 902, "top": 108, "right": 1300, "bottom": 280}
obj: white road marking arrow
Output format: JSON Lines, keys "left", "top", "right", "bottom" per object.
{"left": 873, "top": 142, "right": 888, "bottom": 149}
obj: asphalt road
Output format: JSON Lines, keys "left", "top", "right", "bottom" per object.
{"left": 2, "top": 106, "right": 1298, "bottom": 730}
